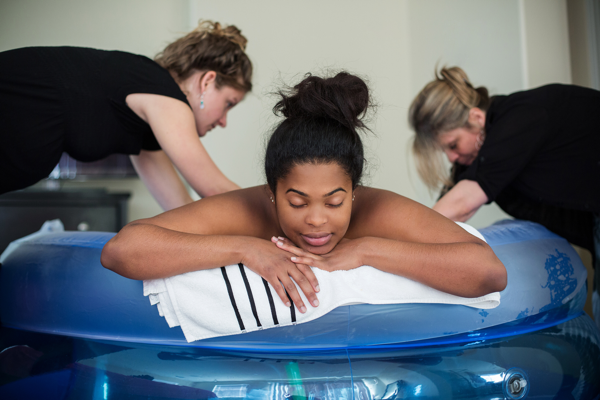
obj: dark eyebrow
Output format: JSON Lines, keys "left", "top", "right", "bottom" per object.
{"left": 324, "top": 188, "right": 346, "bottom": 197}
{"left": 285, "top": 188, "right": 346, "bottom": 197}
{"left": 286, "top": 189, "right": 308, "bottom": 197}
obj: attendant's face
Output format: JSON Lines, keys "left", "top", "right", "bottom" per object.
{"left": 273, "top": 162, "right": 353, "bottom": 255}
{"left": 196, "top": 83, "right": 245, "bottom": 137}
{"left": 437, "top": 125, "right": 481, "bottom": 165}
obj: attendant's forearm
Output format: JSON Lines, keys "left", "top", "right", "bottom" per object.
{"left": 101, "top": 222, "right": 251, "bottom": 280}
{"left": 432, "top": 202, "right": 474, "bottom": 222}
{"left": 131, "top": 152, "right": 193, "bottom": 211}
{"left": 356, "top": 237, "right": 506, "bottom": 298}
{"left": 199, "top": 177, "right": 240, "bottom": 197}
{"left": 433, "top": 180, "right": 487, "bottom": 222}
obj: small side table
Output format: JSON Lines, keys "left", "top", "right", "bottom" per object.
{"left": 0, "top": 188, "right": 130, "bottom": 254}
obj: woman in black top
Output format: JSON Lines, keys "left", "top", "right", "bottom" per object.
{"left": 0, "top": 20, "right": 252, "bottom": 210}
{"left": 409, "top": 66, "right": 600, "bottom": 328}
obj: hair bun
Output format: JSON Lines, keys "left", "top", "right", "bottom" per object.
{"left": 274, "top": 72, "right": 370, "bottom": 133}
{"left": 190, "top": 20, "right": 248, "bottom": 51}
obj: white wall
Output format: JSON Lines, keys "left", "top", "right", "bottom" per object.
{"left": 0, "top": 0, "right": 574, "bottom": 228}
{"left": 522, "top": 0, "right": 572, "bottom": 89}
{"left": 190, "top": 0, "right": 411, "bottom": 195}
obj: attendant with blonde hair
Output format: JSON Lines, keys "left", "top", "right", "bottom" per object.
{"left": 409, "top": 66, "right": 600, "bottom": 328}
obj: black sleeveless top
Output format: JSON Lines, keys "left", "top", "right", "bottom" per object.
{"left": 457, "top": 84, "right": 600, "bottom": 214}
{"left": 0, "top": 46, "right": 189, "bottom": 192}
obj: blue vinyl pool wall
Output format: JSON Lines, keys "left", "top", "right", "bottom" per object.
{"left": 1, "top": 313, "right": 599, "bottom": 399}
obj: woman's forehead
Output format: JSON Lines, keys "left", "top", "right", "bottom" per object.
{"left": 279, "top": 163, "right": 351, "bottom": 194}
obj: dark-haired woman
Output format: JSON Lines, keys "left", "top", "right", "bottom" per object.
{"left": 0, "top": 21, "right": 252, "bottom": 210}
{"left": 409, "top": 66, "right": 600, "bottom": 327}
{"left": 101, "top": 72, "right": 506, "bottom": 313}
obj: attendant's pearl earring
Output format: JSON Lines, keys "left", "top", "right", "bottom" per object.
{"left": 475, "top": 128, "right": 485, "bottom": 150}
{"left": 352, "top": 194, "right": 355, "bottom": 201}
{"left": 270, "top": 196, "right": 274, "bottom": 203}
{"left": 200, "top": 93, "right": 205, "bottom": 110}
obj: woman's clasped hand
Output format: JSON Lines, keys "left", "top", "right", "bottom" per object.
{"left": 238, "top": 235, "right": 321, "bottom": 312}
{"left": 272, "top": 236, "right": 360, "bottom": 274}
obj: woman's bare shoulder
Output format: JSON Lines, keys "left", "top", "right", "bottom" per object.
{"left": 348, "top": 186, "right": 480, "bottom": 243}
{"left": 138, "top": 185, "right": 277, "bottom": 237}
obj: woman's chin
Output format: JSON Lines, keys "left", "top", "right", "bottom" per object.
{"left": 301, "top": 240, "right": 337, "bottom": 256}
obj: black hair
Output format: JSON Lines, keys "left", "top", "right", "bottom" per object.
{"left": 265, "top": 72, "right": 371, "bottom": 194}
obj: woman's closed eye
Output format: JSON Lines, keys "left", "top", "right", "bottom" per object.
{"left": 289, "top": 202, "right": 306, "bottom": 209}
{"left": 327, "top": 202, "right": 343, "bottom": 208}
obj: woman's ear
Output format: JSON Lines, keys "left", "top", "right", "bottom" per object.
{"left": 199, "top": 70, "right": 217, "bottom": 93}
{"left": 267, "top": 188, "right": 275, "bottom": 204}
{"left": 469, "top": 107, "right": 486, "bottom": 129}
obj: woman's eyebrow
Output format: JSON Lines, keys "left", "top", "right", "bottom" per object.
{"left": 286, "top": 189, "right": 308, "bottom": 197}
{"left": 285, "top": 188, "right": 347, "bottom": 197}
{"left": 324, "top": 188, "right": 346, "bottom": 197}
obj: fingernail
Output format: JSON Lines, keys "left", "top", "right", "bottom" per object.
{"left": 313, "top": 299, "right": 319, "bottom": 307}
{"left": 291, "top": 256, "right": 297, "bottom": 261}
{"left": 315, "top": 285, "right": 320, "bottom": 292}
{"left": 285, "top": 302, "right": 291, "bottom": 307}
{"left": 277, "top": 241, "right": 283, "bottom": 246}
{"left": 278, "top": 236, "right": 285, "bottom": 240}
{"left": 300, "top": 306, "right": 307, "bottom": 313}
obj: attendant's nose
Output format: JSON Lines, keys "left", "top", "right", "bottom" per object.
{"left": 445, "top": 150, "right": 459, "bottom": 163}
{"left": 218, "top": 113, "right": 228, "bottom": 128}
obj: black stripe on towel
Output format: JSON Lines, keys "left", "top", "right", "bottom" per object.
{"left": 238, "top": 263, "right": 262, "bottom": 328}
{"left": 262, "top": 278, "right": 279, "bottom": 325}
{"left": 221, "top": 266, "right": 245, "bottom": 331}
{"left": 286, "top": 291, "right": 297, "bottom": 323}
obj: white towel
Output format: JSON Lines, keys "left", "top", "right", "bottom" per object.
{"left": 144, "top": 222, "right": 500, "bottom": 342}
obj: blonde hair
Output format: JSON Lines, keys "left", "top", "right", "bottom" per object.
{"left": 155, "top": 20, "right": 252, "bottom": 92}
{"left": 409, "top": 66, "right": 490, "bottom": 190}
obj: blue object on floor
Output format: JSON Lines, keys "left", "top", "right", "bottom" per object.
{"left": 0, "top": 219, "right": 599, "bottom": 399}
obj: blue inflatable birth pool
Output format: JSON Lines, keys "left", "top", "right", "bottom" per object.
{"left": 0, "top": 219, "right": 598, "bottom": 399}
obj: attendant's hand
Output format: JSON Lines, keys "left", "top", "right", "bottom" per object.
{"left": 271, "top": 236, "right": 363, "bottom": 273}
{"left": 241, "top": 238, "right": 320, "bottom": 313}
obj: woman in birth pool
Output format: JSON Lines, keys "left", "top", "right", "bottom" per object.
{"left": 101, "top": 72, "right": 506, "bottom": 313}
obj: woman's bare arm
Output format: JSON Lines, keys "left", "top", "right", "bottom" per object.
{"left": 101, "top": 186, "right": 319, "bottom": 312}
{"left": 433, "top": 180, "right": 488, "bottom": 222}
{"left": 130, "top": 150, "right": 193, "bottom": 211}
{"left": 127, "top": 93, "right": 240, "bottom": 199}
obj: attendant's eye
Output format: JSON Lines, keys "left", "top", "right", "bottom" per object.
{"left": 289, "top": 202, "right": 305, "bottom": 209}
{"left": 328, "top": 202, "right": 343, "bottom": 208}
{"left": 449, "top": 142, "right": 457, "bottom": 150}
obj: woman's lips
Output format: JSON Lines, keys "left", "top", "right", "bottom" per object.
{"left": 301, "top": 233, "right": 332, "bottom": 247}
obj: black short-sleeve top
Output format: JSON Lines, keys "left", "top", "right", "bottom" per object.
{"left": 457, "top": 84, "right": 600, "bottom": 213}
{"left": 1, "top": 46, "right": 190, "bottom": 162}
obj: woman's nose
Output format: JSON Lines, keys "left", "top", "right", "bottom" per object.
{"left": 305, "top": 207, "right": 327, "bottom": 227}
